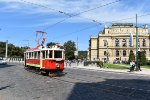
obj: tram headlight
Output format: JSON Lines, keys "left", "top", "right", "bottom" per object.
{"left": 56, "top": 63, "right": 60, "bottom": 68}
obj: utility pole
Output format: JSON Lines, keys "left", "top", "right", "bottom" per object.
{"left": 77, "top": 36, "right": 78, "bottom": 53}
{"left": 5, "top": 40, "right": 8, "bottom": 59}
{"left": 136, "top": 14, "right": 139, "bottom": 70}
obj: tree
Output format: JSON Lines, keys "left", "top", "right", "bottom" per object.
{"left": 138, "top": 51, "right": 147, "bottom": 65}
{"left": 0, "top": 41, "right": 29, "bottom": 58}
{"left": 128, "top": 50, "right": 135, "bottom": 62}
{"left": 63, "top": 40, "right": 76, "bottom": 60}
{"left": 47, "top": 42, "right": 58, "bottom": 47}
{"left": 77, "top": 51, "right": 87, "bottom": 60}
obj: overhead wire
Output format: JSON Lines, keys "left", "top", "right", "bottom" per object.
{"left": 19, "top": 0, "right": 122, "bottom": 30}
{"left": 51, "top": 13, "right": 150, "bottom": 40}
{"left": 52, "top": 24, "right": 100, "bottom": 40}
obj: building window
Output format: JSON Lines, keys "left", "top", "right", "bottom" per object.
{"left": 123, "top": 50, "right": 126, "bottom": 56}
{"left": 104, "top": 51, "right": 106, "bottom": 56}
{"left": 142, "top": 38, "right": 146, "bottom": 47}
{"left": 104, "top": 41, "right": 107, "bottom": 46}
{"left": 115, "top": 39, "right": 119, "bottom": 47}
{"left": 122, "top": 39, "right": 127, "bottom": 47}
{"left": 116, "top": 50, "right": 119, "bottom": 57}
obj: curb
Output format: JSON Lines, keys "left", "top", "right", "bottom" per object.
{"left": 65, "top": 66, "right": 150, "bottom": 77}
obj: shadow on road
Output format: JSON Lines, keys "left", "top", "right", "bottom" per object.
{"left": 0, "top": 85, "right": 11, "bottom": 90}
{"left": 67, "top": 79, "right": 150, "bottom": 100}
{"left": 0, "top": 64, "right": 14, "bottom": 69}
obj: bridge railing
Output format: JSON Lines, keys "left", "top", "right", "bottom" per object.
{"left": 6, "top": 58, "right": 24, "bottom": 63}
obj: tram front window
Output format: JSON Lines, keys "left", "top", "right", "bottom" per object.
{"left": 54, "top": 51, "right": 62, "bottom": 58}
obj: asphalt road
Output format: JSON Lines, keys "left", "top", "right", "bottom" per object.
{"left": 0, "top": 63, "right": 150, "bottom": 100}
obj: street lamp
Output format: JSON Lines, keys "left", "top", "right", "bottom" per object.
{"left": 103, "top": 40, "right": 108, "bottom": 63}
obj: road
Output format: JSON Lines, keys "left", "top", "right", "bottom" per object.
{"left": 0, "top": 63, "right": 150, "bottom": 100}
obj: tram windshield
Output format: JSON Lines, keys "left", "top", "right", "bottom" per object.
{"left": 54, "top": 51, "right": 62, "bottom": 58}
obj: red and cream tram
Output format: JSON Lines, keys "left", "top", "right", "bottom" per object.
{"left": 24, "top": 44, "right": 65, "bottom": 74}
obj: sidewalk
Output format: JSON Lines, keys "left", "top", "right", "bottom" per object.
{"left": 65, "top": 63, "right": 150, "bottom": 76}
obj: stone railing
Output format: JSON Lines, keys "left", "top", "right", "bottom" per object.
{"left": 6, "top": 58, "right": 24, "bottom": 63}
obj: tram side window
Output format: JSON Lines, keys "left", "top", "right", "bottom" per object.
{"left": 37, "top": 51, "right": 40, "bottom": 59}
{"left": 42, "top": 51, "right": 45, "bottom": 59}
{"left": 54, "top": 51, "right": 62, "bottom": 58}
{"left": 34, "top": 52, "right": 37, "bottom": 59}
{"left": 29, "top": 52, "right": 31, "bottom": 59}
{"left": 49, "top": 50, "right": 52, "bottom": 58}
{"left": 31, "top": 52, "right": 33, "bottom": 59}
{"left": 45, "top": 51, "right": 48, "bottom": 59}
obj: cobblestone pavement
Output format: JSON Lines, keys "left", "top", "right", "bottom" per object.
{"left": 0, "top": 63, "right": 150, "bottom": 100}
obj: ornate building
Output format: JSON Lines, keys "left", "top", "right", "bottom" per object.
{"left": 88, "top": 23, "right": 150, "bottom": 63}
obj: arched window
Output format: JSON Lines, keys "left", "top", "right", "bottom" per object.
{"left": 122, "top": 39, "right": 127, "bottom": 47}
{"left": 116, "top": 50, "right": 119, "bottom": 56}
{"left": 104, "top": 41, "right": 107, "bottom": 46}
{"left": 142, "top": 38, "right": 146, "bottom": 47}
{"left": 123, "top": 50, "right": 126, "bottom": 56}
{"left": 104, "top": 51, "right": 107, "bottom": 56}
{"left": 115, "top": 39, "right": 119, "bottom": 47}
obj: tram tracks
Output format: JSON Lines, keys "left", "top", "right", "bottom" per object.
{"left": 52, "top": 72, "right": 150, "bottom": 99}
{"left": 24, "top": 66, "right": 150, "bottom": 99}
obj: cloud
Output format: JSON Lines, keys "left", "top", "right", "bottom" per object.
{"left": 1, "top": 0, "right": 150, "bottom": 24}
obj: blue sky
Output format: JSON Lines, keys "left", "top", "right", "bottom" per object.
{"left": 0, "top": 0, "right": 150, "bottom": 50}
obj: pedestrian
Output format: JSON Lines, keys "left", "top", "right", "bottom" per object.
{"left": 132, "top": 61, "right": 135, "bottom": 71}
{"left": 129, "top": 60, "right": 133, "bottom": 72}
{"left": 137, "top": 59, "right": 142, "bottom": 71}
{"left": 130, "top": 60, "right": 135, "bottom": 72}
{"left": 69, "top": 60, "right": 71, "bottom": 67}
{"left": 77, "top": 60, "right": 79, "bottom": 66}
{"left": 65, "top": 60, "right": 68, "bottom": 67}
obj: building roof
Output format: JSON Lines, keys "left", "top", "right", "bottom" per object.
{"left": 112, "top": 23, "right": 134, "bottom": 28}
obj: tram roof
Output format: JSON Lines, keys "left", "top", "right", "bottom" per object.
{"left": 25, "top": 45, "right": 64, "bottom": 52}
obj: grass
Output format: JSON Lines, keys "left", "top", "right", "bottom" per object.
{"left": 103, "top": 63, "right": 129, "bottom": 69}
{"left": 141, "top": 65, "right": 150, "bottom": 69}
{"left": 103, "top": 63, "right": 150, "bottom": 69}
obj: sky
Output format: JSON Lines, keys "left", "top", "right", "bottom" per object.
{"left": 0, "top": 0, "right": 150, "bottom": 50}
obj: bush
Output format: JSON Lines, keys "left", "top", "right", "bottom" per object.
{"left": 84, "top": 61, "right": 103, "bottom": 67}
{"left": 147, "top": 60, "right": 150, "bottom": 65}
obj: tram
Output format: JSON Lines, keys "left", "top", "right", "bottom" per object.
{"left": 24, "top": 31, "right": 65, "bottom": 74}
{"left": 24, "top": 44, "right": 65, "bottom": 74}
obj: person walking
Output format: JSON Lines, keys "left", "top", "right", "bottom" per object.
{"left": 129, "top": 60, "right": 133, "bottom": 72}
{"left": 132, "top": 61, "right": 135, "bottom": 71}
{"left": 130, "top": 60, "right": 135, "bottom": 72}
{"left": 69, "top": 60, "right": 71, "bottom": 67}
{"left": 137, "top": 59, "right": 142, "bottom": 71}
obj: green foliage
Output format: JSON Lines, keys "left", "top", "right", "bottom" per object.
{"left": 63, "top": 40, "right": 76, "bottom": 60}
{"left": 84, "top": 61, "right": 103, "bottom": 67}
{"left": 0, "top": 41, "right": 29, "bottom": 58}
{"left": 77, "top": 51, "right": 87, "bottom": 60}
{"left": 47, "top": 42, "right": 58, "bottom": 47}
{"left": 128, "top": 50, "right": 135, "bottom": 62}
{"left": 138, "top": 51, "right": 147, "bottom": 65}
{"left": 103, "top": 64, "right": 129, "bottom": 69}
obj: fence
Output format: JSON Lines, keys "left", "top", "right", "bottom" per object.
{"left": 6, "top": 58, "right": 24, "bottom": 63}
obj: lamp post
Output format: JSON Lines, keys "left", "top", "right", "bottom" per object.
{"left": 5, "top": 40, "right": 8, "bottom": 59}
{"left": 136, "top": 14, "right": 139, "bottom": 71}
{"left": 103, "top": 40, "right": 108, "bottom": 63}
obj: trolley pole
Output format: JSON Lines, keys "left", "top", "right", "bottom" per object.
{"left": 136, "top": 14, "right": 139, "bottom": 71}
{"left": 5, "top": 40, "right": 8, "bottom": 59}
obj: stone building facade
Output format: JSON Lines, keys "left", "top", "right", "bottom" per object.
{"left": 88, "top": 23, "right": 150, "bottom": 63}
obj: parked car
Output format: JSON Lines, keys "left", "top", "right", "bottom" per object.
{"left": 0, "top": 58, "right": 7, "bottom": 65}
